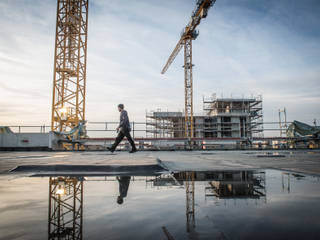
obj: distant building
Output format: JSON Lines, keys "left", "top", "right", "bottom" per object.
{"left": 146, "top": 94, "right": 263, "bottom": 139}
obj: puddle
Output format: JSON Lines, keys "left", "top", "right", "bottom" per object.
{"left": 1, "top": 170, "right": 320, "bottom": 240}
{"left": 256, "top": 152, "right": 286, "bottom": 158}
{"left": 200, "top": 152, "right": 215, "bottom": 155}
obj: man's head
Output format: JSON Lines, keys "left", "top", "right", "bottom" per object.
{"left": 118, "top": 104, "right": 124, "bottom": 112}
{"left": 117, "top": 196, "right": 124, "bottom": 205}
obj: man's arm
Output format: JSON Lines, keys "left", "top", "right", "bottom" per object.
{"left": 118, "top": 111, "right": 128, "bottom": 129}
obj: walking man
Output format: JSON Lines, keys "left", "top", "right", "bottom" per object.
{"left": 107, "top": 104, "right": 137, "bottom": 153}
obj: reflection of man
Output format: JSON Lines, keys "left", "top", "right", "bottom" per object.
{"left": 117, "top": 176, "right": 131, "bottom": 205}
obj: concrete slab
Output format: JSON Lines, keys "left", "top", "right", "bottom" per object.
{"left": 0, "top": 151, "right": 157, "bottom": 173}
{"left": 10, "top": 163, "right": 166, "bottom": 176}
{"left": 0, "top": 150, "right": 320, "bottom": 176}
{"left": 154, "top": 150, "right": 320, "bottom": 175}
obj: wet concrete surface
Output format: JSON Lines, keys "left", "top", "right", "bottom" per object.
{"left": 0, "top": 150, "right": 320, "bottom": 175}
{"left": 155, "top": 150, "right": 320, "bottom": 176}
{"left": 0, "top": 169, "right": 320, "bottom": 240}
{"left": 0, "top": 151, "right": 158, "bottom": 174}
{"left": 1, "top": 151, "right": 320, "bottom": 239}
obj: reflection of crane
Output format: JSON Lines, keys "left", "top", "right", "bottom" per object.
{"left": 161, "top": 0, "right": 216, "bottom": 140}
{"left": 51, "top": 0, "right": 89, "bottom": 135}
{"left": 48, "top": 177, "right": 83, "bottom": 240}
{"left": 282, "top": 172, "right": 290, "bottom": 193}
{"left": 184, "top": 172, "right": 195, "bottom": 233}
{"left": 153, "top": 172, "right": 196, "bottom": 234}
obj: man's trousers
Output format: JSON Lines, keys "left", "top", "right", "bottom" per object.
{"left": 111, "top": 130, "right": 136, "bottom": 151}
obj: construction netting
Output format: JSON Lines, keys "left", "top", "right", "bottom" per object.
{"left": 286, "top": 121, "right": 320, "bottom": 137}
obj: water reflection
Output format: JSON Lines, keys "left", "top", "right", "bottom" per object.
{"left": 204, "top": 171, "right": 266, "bottom": 199}
{"left": 47, "top": 171, "right": 270, "bottom": 239}
{"left": 1, "top": 168, "right": 318, "bottom": 240}
{"left": 116, "top": 176, "right": 131, "bottom": 205}
{"left": 175, "top": 170, "right": 266, "bottom": 234}
{"left": 48, "top": 177, "right": 83, "bottom": 240}
{"left": 47, "top": 175, "right": 133, "bottom": 239}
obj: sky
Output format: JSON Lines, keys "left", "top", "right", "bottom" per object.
{"left": 0, "top": 0, "right": 319, "bottom": 127}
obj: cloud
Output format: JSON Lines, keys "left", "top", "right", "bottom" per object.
{"left": 0, "top": 0, "right": 319, "bottom": 129}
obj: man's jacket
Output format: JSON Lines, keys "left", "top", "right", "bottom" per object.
{"left": 118, "top": 110, "right": 131, "bottom": 132}
{"left": 118, "top": 176, "right": 131, "bottom": 198}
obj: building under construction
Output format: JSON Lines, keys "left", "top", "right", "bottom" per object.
{"left": 146, "top": 94, "right": 263, "bottom": 139}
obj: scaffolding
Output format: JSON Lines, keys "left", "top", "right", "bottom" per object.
{"left": 146, "top": 94, "right": 264, "bottom": 139}
{"left": 203, "top": 94, "right": 264, "bottom": 138}
{"left": 146, "top": 110, "right": 184, "bottom": 138}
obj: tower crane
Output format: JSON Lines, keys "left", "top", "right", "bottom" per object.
{"left": 51, "top": 0, "right": 89, "bottom": 135}
{"left": 51, "top": 0, "right": 89, "bottom": 149}
{"left": 161, "top": 0, "right": 216, "bottom": 140}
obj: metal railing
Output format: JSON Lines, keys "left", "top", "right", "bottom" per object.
{"left": 3, "top": 121, "right": 291, "bottom": 138}
{"left": 87, "top": 122, "right": 146, "bottom": 138}
{"left": 4, "top": 125, "right": 48, "bottom": 134}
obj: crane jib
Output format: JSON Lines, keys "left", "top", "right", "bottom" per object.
{"left": 161, "top": 0, "right": 216, "bottom": 74}
{"left": 160, "top": 0, "right": 217, "bottom": 141}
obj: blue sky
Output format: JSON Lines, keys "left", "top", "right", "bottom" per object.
{"left": 0, "top": 0, "right": 319, "bottom": 126}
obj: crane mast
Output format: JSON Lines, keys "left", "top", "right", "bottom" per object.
{"left": 161, "top": 0, "right": 216, "bottom": 140}
{"left": 51, "top": 0, "right": 89, "bottom": 133}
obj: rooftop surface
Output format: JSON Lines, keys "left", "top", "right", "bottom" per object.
{"left": 1, "top": 150, "right": 320, "bottom": 240}
{"left": 1, "top": 150, "right": 320, "bottom": 176}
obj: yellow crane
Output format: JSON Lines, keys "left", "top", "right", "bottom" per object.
{"left": 51, "top": 0, "right": 89, "bottom": 134}
{"left": 161, "top": 0, "right": 216, "bottom": 140}
{"left": 50, "top": 0, "right": 215, "bottom": 146}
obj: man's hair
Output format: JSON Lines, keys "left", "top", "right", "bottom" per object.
{"left": 118, "top": 104, "right": 124, "bottom": 109}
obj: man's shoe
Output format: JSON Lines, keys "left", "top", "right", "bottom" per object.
{"left": 129, "top": 149, "right": 137, "bottom": 153}
{"left": 107, "top": 147, "right": 114, "bottom": 153}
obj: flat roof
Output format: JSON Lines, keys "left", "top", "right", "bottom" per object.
{"left": 204, "top": 98, "right": 260, "bottom": 103}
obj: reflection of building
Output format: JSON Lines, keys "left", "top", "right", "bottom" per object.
{"left": 48, "top": 177, "right": 83, "bottom": 240}
{"left": 146, "top": 94, "right": 263, "bottom": 138}
{"left": 206, "top": 171, "right": 266, "bottom": 199}
{"left": 172, "top": 171, "right": 266, "bottom": 234}
{"left": 147, "top": 174, "right": 183, "bottom": 187}
{"left": 45, "top": 171, "right": 266, "bottom": 239}
{"left": 174, "top": 170, "right": 266, "bottom": 207}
